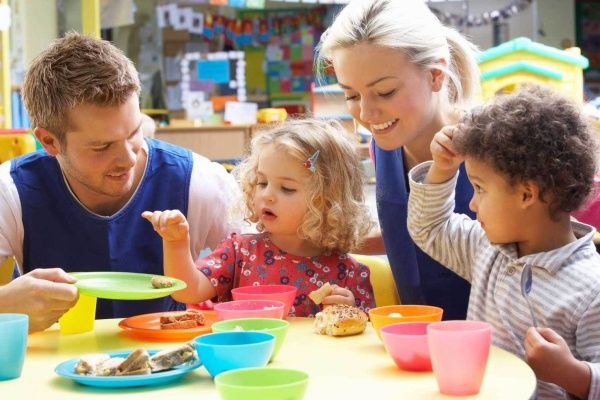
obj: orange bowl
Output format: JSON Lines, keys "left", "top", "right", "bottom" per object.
{"left": 368, "top": 305, "right": 443, "bottom": 340}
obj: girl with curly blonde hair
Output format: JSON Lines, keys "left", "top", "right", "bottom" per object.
{"left": 144, "top": 118, "right": 375, "bottom": 316}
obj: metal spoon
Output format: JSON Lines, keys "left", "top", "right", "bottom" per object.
{"left": 520, "top": 264, "right": 538, "bottom": 328}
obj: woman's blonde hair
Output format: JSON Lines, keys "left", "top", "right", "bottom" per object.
{"left": 235, "top": 118, "right": 373, "bottom": 254}
{"left": 22, "top": 32, "right": 140, "bottom": 144}
{"left": 316, "top": 0, "right": 480, "bottom": 109}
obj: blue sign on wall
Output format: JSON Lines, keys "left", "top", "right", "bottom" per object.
{"left": 197, "top": 60, "right": 230, "bottom": 84}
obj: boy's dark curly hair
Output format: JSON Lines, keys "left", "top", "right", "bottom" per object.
{"left": 454, "top": 85, "right": 598, "bottom": 218}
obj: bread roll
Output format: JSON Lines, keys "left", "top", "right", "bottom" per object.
{"left": 314, "top": 304, "right": 368, "bottom": 336}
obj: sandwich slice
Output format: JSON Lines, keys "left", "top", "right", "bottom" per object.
{"left": 74, "top": 353, "right": 110, "bottom": 375}
{"left": 149, "top": 343, "right": 197, "bottom": 372}
{"left": 116, "top": 348, "right": 151, "bottom": 376}
{"left": 160, "top": 309, "right": 205, "bottom": 329}
{"left": 95, "top": 357, "right": 125, "bottom": 376}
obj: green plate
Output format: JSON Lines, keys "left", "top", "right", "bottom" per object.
{"left": 71, "top": 272, "right": 187, "bottom": 300}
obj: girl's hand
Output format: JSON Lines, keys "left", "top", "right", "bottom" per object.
{"left": 426, "top": 125, "right": 464, "bottom": 184}
{"left": 524, "top": 327, "right": 590, "bottom": 398}
{"left": 142, "top": 210, "right": 190, "bottom": 242}
{"left": 321, "top": 284, "right": 356, "bottom": 307}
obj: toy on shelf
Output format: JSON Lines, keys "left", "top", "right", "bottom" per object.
{"left": 478, "top": 37, "right": 589, "bottom": 103}
{"left": 0, "top": 128, "right": 37, "bottom": 164}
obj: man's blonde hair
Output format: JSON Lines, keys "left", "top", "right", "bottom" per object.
{"left": 235, "top": 118, "right": 373, "bottom": 254}
{"left": 22, "top": 32, "right": 140, "bottom": 143}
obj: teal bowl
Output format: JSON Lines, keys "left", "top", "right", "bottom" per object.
{"left": 211, "top": 318, "right": 289, "bottom": 362}
{"left": 215, "top": 367, "right": 309, "bottom": 400}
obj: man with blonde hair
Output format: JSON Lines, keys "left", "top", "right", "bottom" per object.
{"left": 0, "top": 33, "right": 237, "bottom": 332}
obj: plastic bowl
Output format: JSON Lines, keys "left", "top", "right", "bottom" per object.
{"left": 194, "top": 331, "right": 275, "bottom": 377}
{"left": 215, "top": 367, "right": 309, "bottom": 400}
{"left": 231, "top": 285, "right": 298, "bottom": 317}
{"left": 369, "top": 305, "right": 443, "bottom": 340}
{"left": 380, "top": 322, "right": 432, "bottom": 371}
{"left": 214, "top": 300, "right": 285, "bottom": 321}
{"left": 211, "top": 318, "right": 289, "bottom": 362}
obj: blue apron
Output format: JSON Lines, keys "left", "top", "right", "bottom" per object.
{"left": 373, "top": 142, "right": 473, "bottom": 320}
{"left": 11, "top": 138, "right": 193, "bottom": 318}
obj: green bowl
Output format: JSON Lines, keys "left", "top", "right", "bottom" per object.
{"left": 211, "top": 318, "right": 289, "bottom": 362}
{"left": 215, "top": 367, "right": 308, "bottom": 400}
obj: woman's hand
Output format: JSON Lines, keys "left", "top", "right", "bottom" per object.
{"left": 142, "top": 210, "right": 189, "bottom": 242}
{"left": 321, "top": 284, "right": 356, "bottom": 307}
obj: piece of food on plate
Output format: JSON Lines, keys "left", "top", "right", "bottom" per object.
{"left": 151, "top": 276, "right": 174, "bottom": 289}
{"left": 116, "top": 348, "right": 151, "bottom": 376}
{"left": 149, "top": 343, "right": 197, "bottom": 372}
{"left": 160, "top": 309, "right": 205, "bottom": 329}
{"left": 308, "top": 282, "right": 333, "bottom": 305}
{"left": 314, "top": 304, "right": 368, "bottom": 337}
{"left": 74, "top": 353, "right": 110, "bottom": 375}
{"left": 95, "top": 357, "right": 125, "bottom": 376}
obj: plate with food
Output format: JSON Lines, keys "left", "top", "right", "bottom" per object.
{"left": 119, "top": 309, "right": 217, "bottom": 340}
{"left": 55, "top": 344, "right": 201, "bottom": 388}
{"left": 70, "top": 272, "right": 186, "bottom": 300}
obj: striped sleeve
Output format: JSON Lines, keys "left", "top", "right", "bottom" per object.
{"left": 407, "top": 161, "right": 485, "bottom": 282}
{"left": 575, "top": 288, "right": 600, "bottom": 400}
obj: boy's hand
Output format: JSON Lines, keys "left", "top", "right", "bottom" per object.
{"left": 142, "top": 210, "right": 190, "bottom": 242}
{"left": 426, "top": 125, "right": 464, "bottom": 184}
{"left": 524, "top": 327, "right": 591, "bottom": 398}
{"left": 321, "top": 284, "right": 356, "bottom": 307}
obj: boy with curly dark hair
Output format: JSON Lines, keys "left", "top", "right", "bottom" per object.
{"left": 407, "top": 86, "right": 600, "bottom": 399}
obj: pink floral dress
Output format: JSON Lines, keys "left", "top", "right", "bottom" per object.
{"left": 195, "top": 233, "right": 375, "bottom": 317}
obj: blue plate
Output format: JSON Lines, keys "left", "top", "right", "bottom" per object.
{"left": 55, "top": 350, "right": 202, "bottom": 388}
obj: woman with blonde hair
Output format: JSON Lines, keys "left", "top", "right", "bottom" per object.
{"left": 316, "top": 0, "right": 480, "bottom": 319}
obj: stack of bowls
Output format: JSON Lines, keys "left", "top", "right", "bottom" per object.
{"left": 231, "top": 285, "right": 298, "bottom": 317}
{"left": 194, "top": 331, "right": 275, "bottom": 377}
{"left": 214, "top": 300, "right": 285, "bottom": 321}
{"left": 368, "top": 305, "right": 443, "bottom": 340}
{"left": 211, "top": 318, "right": 289, "bottom": 362}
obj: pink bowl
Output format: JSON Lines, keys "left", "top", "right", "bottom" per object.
{"left": 380, "top": 322, "right": 432, "bottom": 371}
{"left": 214, "top": 300, "right": 285, "bottom": 321}
{"left": 231, "top": 285, "right": 298, "bottom": 317}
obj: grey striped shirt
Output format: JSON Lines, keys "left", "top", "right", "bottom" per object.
{"left": 407, "top": 161, "right": 600, "bottom": 400}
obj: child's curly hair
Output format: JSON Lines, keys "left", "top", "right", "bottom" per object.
{"left": 234, "top": 118, "right": 373, "bottom": 254}
{"left": 454, "top": 85, "right": 598, "bottom": 218}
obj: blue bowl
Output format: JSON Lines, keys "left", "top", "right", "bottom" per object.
{"left": 194, "top": 331, "right": 275, "bottom": 377}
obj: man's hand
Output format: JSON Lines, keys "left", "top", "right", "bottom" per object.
{"left": 525, "top": 327, "right": 591, "bottom": 398}
{"left": 426, "top": 125, "right": 465, "bottom": 184}
{"left": 142, "top": 210, "right": 190, "bottom": 242}
{"left": 0, "top": 268, "right": 78, "bottom": 332}
{"left": 321, "top": 284, "right": 356, "bottom": 307}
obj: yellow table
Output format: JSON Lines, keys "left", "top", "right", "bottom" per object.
{"left": 1, "top": 318, "right": 536, "bottom": 399}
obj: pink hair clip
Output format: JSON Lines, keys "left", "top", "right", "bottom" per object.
{"left": 303, "top": 150, "right": 320, "bottom": 173}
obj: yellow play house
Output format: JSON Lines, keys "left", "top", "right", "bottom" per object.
{"left": 478, "top": 37, "right": 589, "bottom": 103}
